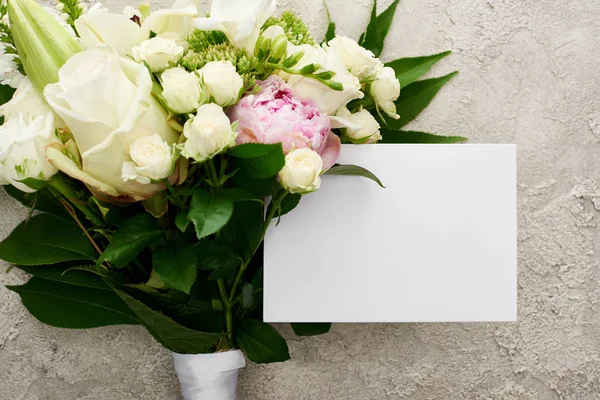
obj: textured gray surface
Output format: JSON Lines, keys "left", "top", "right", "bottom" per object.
{"left": 1, "top": 0, "right": 600, "bottom": 398}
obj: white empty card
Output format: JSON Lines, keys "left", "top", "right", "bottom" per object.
{"left": 264, "top": 144, "right": 517, "bottom": 322}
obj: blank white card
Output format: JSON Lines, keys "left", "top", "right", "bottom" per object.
{"left": 264, "top": 144, "right": 517, "bottom": 323}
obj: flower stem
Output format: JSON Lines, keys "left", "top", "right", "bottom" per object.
{"left": 49, "top": 175, "right": 105, "bottom": 227}
{"left": 217, "top": 279, "right": 233, "bottom": 347}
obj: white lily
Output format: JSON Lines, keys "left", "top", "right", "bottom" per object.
{"left": 191, "top": 0, "right": 276, "bottom": 54}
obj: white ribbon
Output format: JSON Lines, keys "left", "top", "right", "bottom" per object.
{"left": 172, "top": 350, "right": 246, "bottom": 400}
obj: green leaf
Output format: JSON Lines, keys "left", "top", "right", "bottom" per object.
{"left": 325, "top": 164, "right": 385, "bottom": 188}
{"left": 153, "top": 243, "right": 198, "bottom": 294}
{"left": 376, "top": 0, "right": 401, "bottom": 48}
{"left": 380, "top": 130, "right": 468, "bottom": 144}
{"left": 3, "top": 185, "right": 70, "bottom": 220}
{"left": 277, "top": 193, "right": 301, "bottom": 217}
{"left": 235, "top": 318, "right": 290, "bottom": 364}
{"left": 188, "top": 189, "right": 234, "bottom": 240}
{"left": 359, "top": 0, "right": 382, "bottom": 57}
{"left": 228, "top": 143, "right": 285, "bottom": 179}
{"left": 291, "top": 323, "right": 332, "bottom": 336}
{"left": 99, "top": 213, "right": 163, "bottom": 267}
{"left": 173, "top": 299, "right": 224, "bottom": 333}
{"left": 196, "top": 241, "right": 240, "bottom": 271}
{"left": 110, "top": 284, "right": 222, "bottom": 354}
{"left": 323, "top": 1, "right": 336, "bottom": 43}
{"left": 232, "top": 174, "right": 281, "bottom": 197}
{"left": 385, "top": 51, "right": 452, "bottom": 88}
{"left": 207, "top": 262, "right": 238, "bottom": 281}
{"left": 0, "top": 84, "right": 15, "bottom": 105}
{"left": 387, "top": 71, "right": 458, "bottom": 129}
{"left": 7, "top": 277, "right": 140, "bottom": 328}
{"left": 220, "top": 201, "right": 264, "bottom": 260}
{"left": 16, "top": 264, "right": 111, "bottom": 291}
{"left": 0, "top": 214, "right": 96, "bottom": 266}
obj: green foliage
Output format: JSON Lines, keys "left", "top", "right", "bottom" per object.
{"left": 0, "top": 214, "right": 96, "bottom": 265}
{"left": 359, "top": 0, "right": 401, "bottom": 57}
{"left": 187, "top": 29, "right": 229, "bottom": 53}
{"left": 235, "top": 318, "right": 290, "bottom": 363}
{"left": 386, "top": 51, "right": 452, "bottom": 88}
{"left": 7, "top": 277, "right": 140, "bottom": 328}
{"left": 98, "top": 214, "right": 164, "bottom": 268}
{"left": 181, "top": 43, "right": 259, "bottom": 76}
{"left": 228, "top": 143, "right": 285, "bottom": 180}
{"left": 110, "top": 283, "right": 223, "bottom": 354}
{"left": 56, "top": 0, "right": 83, "bottom": 30}
{"left": 380, "top": 130, "right": 467, "bottom": 143}
{"left": 0, "top": 3, "right": 21, "bottom": 71}
{"left": 17, "top": 264, "right": 111, "bottom": 291}
{"left": 263, "top": 11, "right": 315, "bottom": 46}
{"left": 153, "top": 242, "right": 198, "bottom": 294}
{"left": 188, "top": 189, "right": 235, "bottom": 240}
{"left": 325, "top": 164, "right": 385, "bottom": 188}
{"left": 291, "top": 323, "right": 332, "bottom": 336}
{"left": 385, "top": 71, "right": 458, "bottom": 129}
{"left": 3, "top": 185, "right": 70, "bottom": 219}
{"left": 323, "top": 2, "right": 336, "bottom": 43}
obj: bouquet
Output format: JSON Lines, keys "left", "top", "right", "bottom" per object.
{"left": 0, "top": 0, "right": 465, "bottom": 397}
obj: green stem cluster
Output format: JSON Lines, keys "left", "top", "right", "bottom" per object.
{"left": 49, "top": 175, "right": 104, "bottom": 227}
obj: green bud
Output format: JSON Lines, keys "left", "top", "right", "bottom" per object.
{"left": 282, "top": 51, "right": 305, "bottom": 68}
{"left": 325, "top": 81, "right": 344, "bottom": 91}
{"left": 258, "top": 37, "right": 272, "bottom": 62}
{"left": 270, "top": 34, "right": 288, "bottom": 61}
{"left": 8, "top": 0, "right": 81, "bottom": 91}
{"left": 299, "top": 63, "right": 318, "bottom": 75}
{"left": 316, "top": 71, "right": 336, "bottom": 80}
{"left": 254, "top": 35, "right": 264, "bottom": 58}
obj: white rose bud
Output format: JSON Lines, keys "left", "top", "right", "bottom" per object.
{"left": 133, "top": 36, "right": 184, "bottom": 72}
{"left": 344, "top": 109, "right": 381, "bottom": 144}
{"left": 279, "top": 148, "right": 323, "bottom": 195}
{"left": 326, "top": 36, "right": 384, "bottom": 81}
{"left": 121, "top": 134, "right": 175, "bottom": 185}
{"left": 198, "top": 61, "right": 244, "bottom": 107}
{"left": 161, "top": 67, "right": 203, "bottom": 114}
{"left": 181, "top": 103, "right": 237, "bottom": 163}
{"left": 371, "top": 66, "right": 401, "bottom": 119}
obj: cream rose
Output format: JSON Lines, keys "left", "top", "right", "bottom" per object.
{"left": 326, "top": 36, "right": 383, "bottom": 80}
{"left": 180, "top": 103, "right": 237, "bottom": 163}
{"left": 132, "top": 35, "right": 184, "bottom": 73}
{"left": 338, "top": 108, "right": 381, "bottom": 143}
{"left": 44, "top": 45, "right": 179, "bottom": 201}
{"left": 371, "top": 66, "right": 401, "bottom": 119}
{"left": 161, "top": 67, "right": 203, "bottom": 114}
{"left": 198, "top": 61, "right": 244, "bottom": 107}
{"left": 279, "top": 148, "right": 323, "bottom": 194}
{"left": 121, "top": 134, "right": 175, "bottom": 184}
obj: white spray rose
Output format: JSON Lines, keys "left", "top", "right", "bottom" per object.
{"left": 199, "top": 61, "right": 244, "bottom": 107}
{"left": 75, "top": 0, "right": 198, "bottom": 57}
{"left": 181, "top": 103, "right": 237, "bottom": 163}
{"left": 192, "top": 0, "right": 276, "bottom": 53}
{"left": 279, "top": 148, "right": 323, "bottom": 195}
{"left": 44, "top": 46, "right": 178, "bottom": 201}
{"left": 371, "top": 66, "right": 401, "bottom": 119}
{"left": 284, "top": 44, "right": 363, "bottom": 115}
{"left": 161, "top": 67, "right": 203, "bottom": 114}
{"left": 133, "top": 35, "right": 184, "bottom": 72}
{"left": 337, "top": 108, "right": 381, "bottom": 143}
{"left": 326, "top": 36, "right": 383, "bottom": 80}
{"left": 0, "top": 79, "right": 60, "bottom": 192}
{"left": 121, "top": 134, "right": 175, "bottom": 184}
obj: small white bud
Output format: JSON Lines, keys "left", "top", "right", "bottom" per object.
{"left": 60, "top": 12, "right": 70, "bottom": 21}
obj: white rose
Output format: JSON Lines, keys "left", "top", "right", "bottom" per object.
{"left": 0, "top": 82, "right": 60, "bottom": 192}
{"left": 284, "top": 44, "right": 363, "bottom": 115}
{"left": 192, "top": 0, "right": 276, "bottom": 53}
{"left": 121, "top": 134, "right": 175, "bottom": 184}
{"left": 75, "top": 0, "right": 197, "bottom": 57}
{"left": 161, "top": 67, "right": 203, "bottom": 114}
{"left": 199, "top": 61, "right": 244, "bottom": 107}
{"left": 339, "top": 108, "right": 381, "bottom": 143}
{"left": 181, "top": 103, "right": 237, "bottom": 163}
{"left": 133, "top": 35, "right": 184, "bottom": 73}
{"left": 371, "top": 66, "right": 401, "bottom": 119}
{"left": 326, "top": 36, "right": 383, "bottom": 80}
{"left": 44, "top": 46, "right": 179, "bottom": 201}
{"left": 279, "top": 148, "right": 323, "bottom": 195}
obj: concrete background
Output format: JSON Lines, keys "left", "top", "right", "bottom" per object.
{"left": 1, "top": 0, "right": 600, "bottom": 398}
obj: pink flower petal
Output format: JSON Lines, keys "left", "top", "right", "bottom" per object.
{"left": 319, "top": 132, "right": 341, "bottom": 172}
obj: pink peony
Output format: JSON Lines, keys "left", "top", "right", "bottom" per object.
{"left": 229, "top": 76, "right": 341, "bottom": 171}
